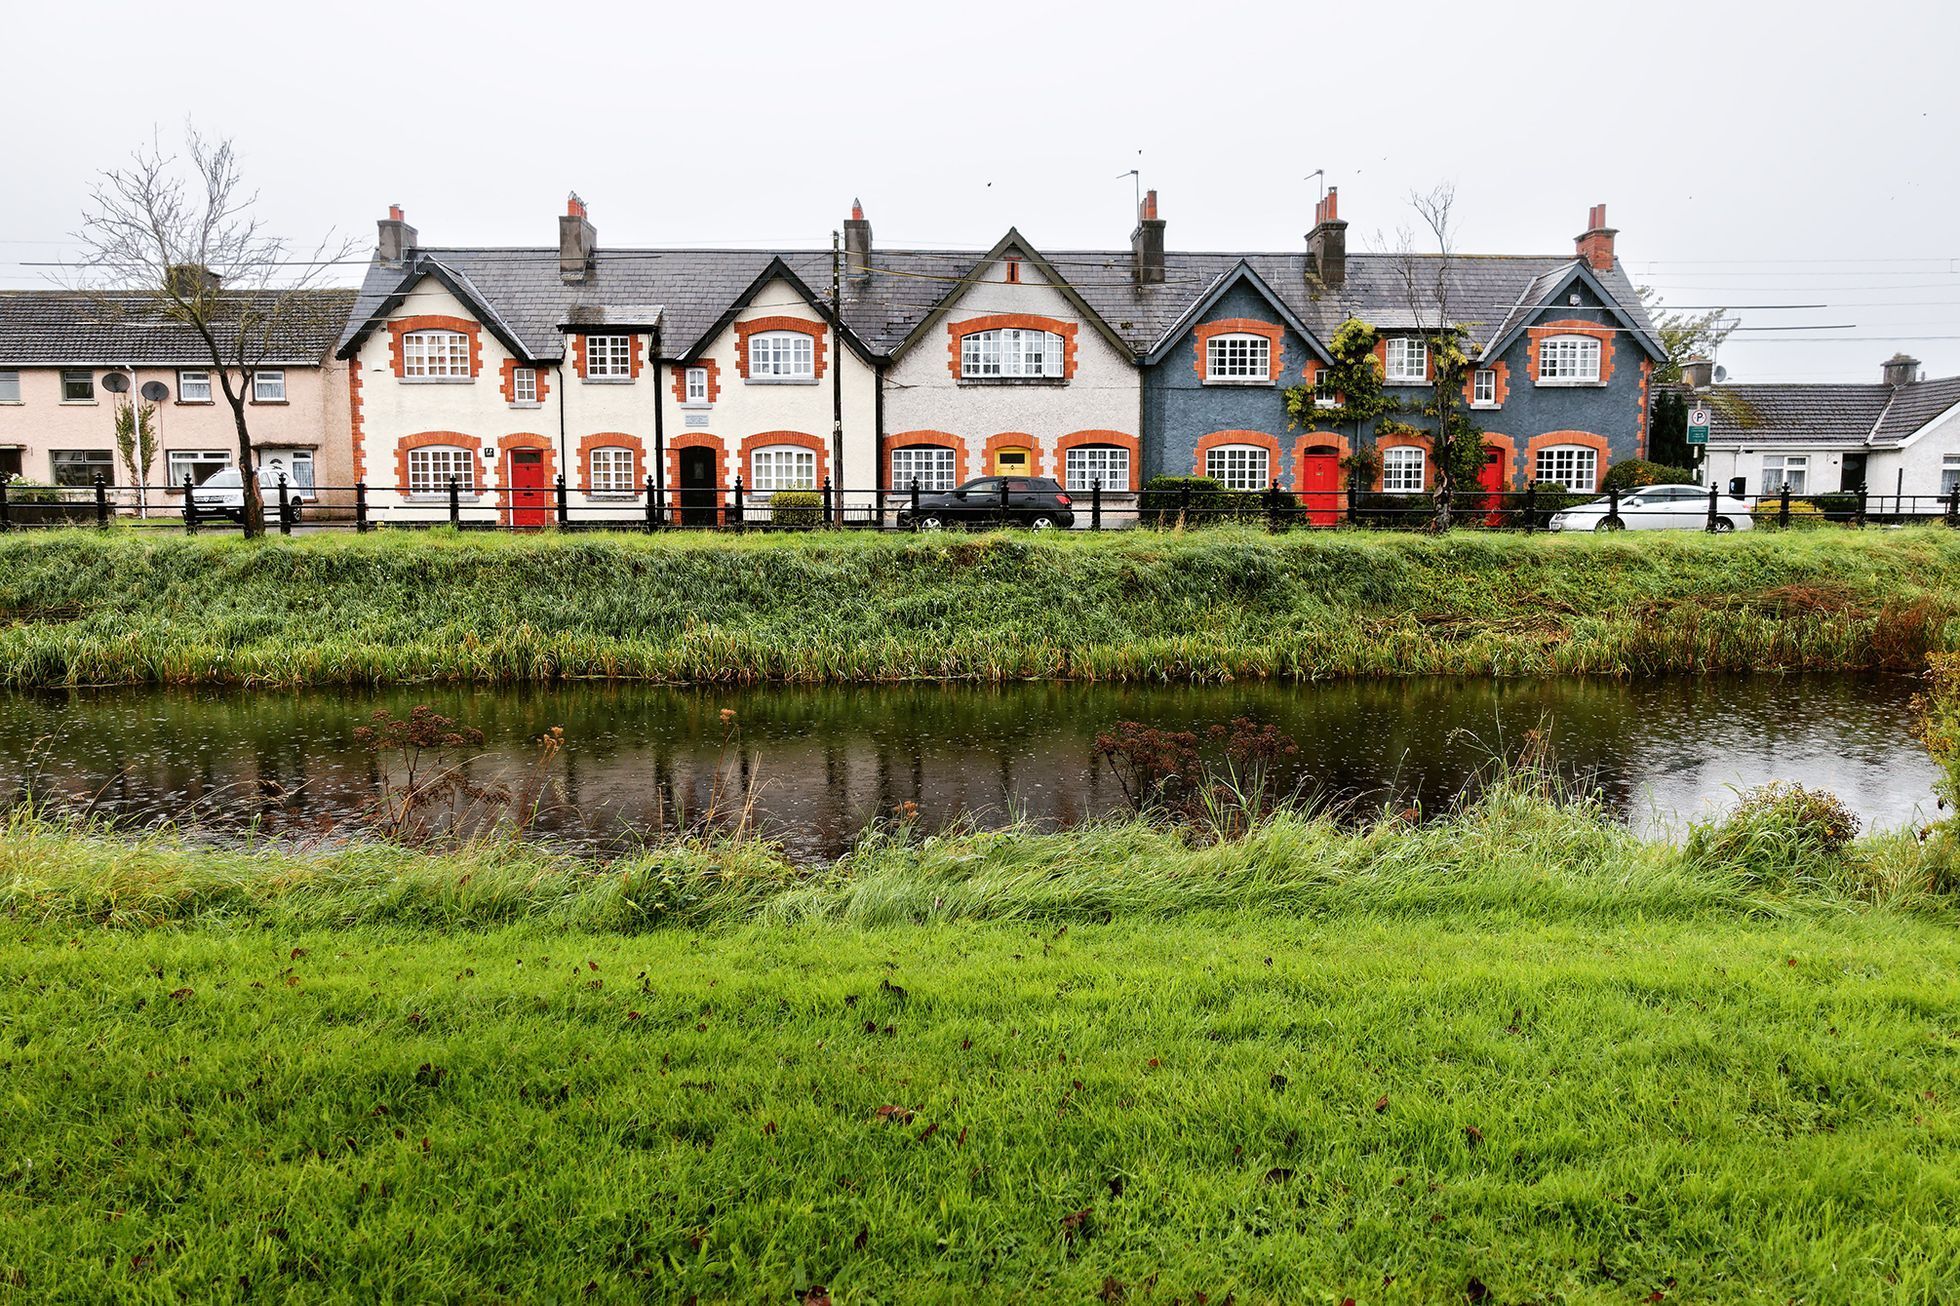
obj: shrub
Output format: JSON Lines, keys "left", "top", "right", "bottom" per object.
{"left": 1139, "top": 476, "right": 1272, "bottom": 527}
{"left": 1601, "top": 459, "right": 1696, "bottom": 492}
{"left": 768, "top": 490, "right": 824, "bottom": 528}
{"left": 3, "top": 479, "right": 64, "bottom": 504}
{"left": 1685, "top": 782, "right": 1860, "bottom": 889}
{"left": 1811, "top": 492, "right": 1860, "bottom": 522}
{"left": 1351, "top": 493, "right": 1431, "bottom": 528}
{"left": 1750, "top": 497, "right": 1826, "bottom": 529}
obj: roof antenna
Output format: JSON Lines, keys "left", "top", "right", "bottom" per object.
{"left": 1116, "top": 167, "right": 1140, "bottom": 218}
{"left": 1305, "top": 169, "right": 1325, "bottom": 204}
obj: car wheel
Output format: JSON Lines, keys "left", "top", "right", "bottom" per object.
{"left": 1593, "top": 518, "right": 1625, "bottom": 533}
{"left": 1714, "top": 516, "right": 1736, "bottom": 533}
{"left": 1027, "top": 514, "right": 1059, "bottom": 530}
{"left": 915, "top": 513, "right": 946, "bottom": 531}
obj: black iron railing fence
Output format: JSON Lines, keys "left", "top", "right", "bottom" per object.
{"left": 2, "top": 473, "right": 1956, "bottom": 534}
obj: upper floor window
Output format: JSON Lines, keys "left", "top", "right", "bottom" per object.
{"left": 252, "top": 370, "right": 286, "bottom": 403}
{"left": 1382, "top": 446, "right": 1426, "bottom": 494}
{"left": 178, "top": 370, "right": 212, "bottom": 403}
{"left": 749, "top": 332, "right": 815, "bottom": 380}
{"left": 510, "top": 367, "right": 537, "bottom": 404}
{"left": 402, "top": 330, "right": 471, "bottom": 379}
{"left": 1535, "top": 445, "right": 1599, "bottom": 493}
{"left": 892, "top": 445, "right": 956, "bottom": 492}
{"left": 961, "top": 328, "right": 1063, "bottom": 379}
{"left": 1472, "top": 369, "right": 1497, "bottom": 406}
{"left": 684, "top": 367, "right": 709, "bottom": 403}
{"left": 407, "top": 445, "right": 475, "bottom": 496}
{"left": 1205, "top": 334, "right": 1270, "bottom": 382}
{"left": 1205, "top": 444, "right": 1268, "bottom": 491}
{"left": 1065, "top": 444, "right": 1130, "bottom": 493}
{"left": 1538, "top": 335, "right": 1602, "bottom": 384}
{"left": 61, "top": 370, "right": 95, "bottom": 403}
{"left": 0, "top": 369, "right": 19, "bottom": 403}
{"left": 589, "top": 447, "right": 635, "bottom": 495}
{"left": 586, "top": 334, "right": 633, "bottom": 379}
{"left": 1313, "top": 371, "right": 1339, "bottom": 407}
{"left": 1384, "top": 338, "right": 1428, "bottom": 384}
{"left": 751, "top": 444, "right": 817, "bottom": 492}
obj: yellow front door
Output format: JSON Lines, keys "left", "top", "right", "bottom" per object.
{"left": 994, "top": 446, "right": 1031, "bottom": 475}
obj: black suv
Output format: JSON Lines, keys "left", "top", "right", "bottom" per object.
{"left": 896, "top": 476, "right": 1076, "bottom": 530}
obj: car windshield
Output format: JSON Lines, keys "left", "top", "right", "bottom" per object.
{"left": 201, "top": 469, "right": 241, "bottom": 488}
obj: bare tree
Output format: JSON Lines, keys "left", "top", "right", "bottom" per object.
{"left": 1392, "top": 184, "right": 1476, "bottom": 531}
{"left": 68, "top": 128, "right": 356, "bottom": 536}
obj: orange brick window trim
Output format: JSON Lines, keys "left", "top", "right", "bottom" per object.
{"left": 980, "top": 432, "right": 1044, "bottom": 478}
{"left": 1463, "top": 361, "right": 1509, "bottom": 408}
{"left": 1192, "top": 318, "right": 1286, "bottom": 382}
{"left": 348, "top": 362, "right": 365, "bottom": 482}
{"left": 1193, "top": 430, "right": 1284, "bottom": 482}
{"left": 733, "top": 317, "right": 828, "bottom": 381}
{"left": 884, "top": 431, "right": 970, "bottom": 486}
{"left": 499, "top": 358, "right": 552, "bottom": 405}
{"left": 947, "top": 314, "right": 1080, "bottom": 380}
{"left": 1524, "top": 430, "right": 1613, "bottom": 483}
{"left": 387, "top": 315, "right": 482, "bottom": 379}
{"left": 1373, "top": 433, "right": 1434, "bottom": 492}
{"left": 663, "top": 432, "right": 729, "bottom": 498}
{"left": 575, "top": 432, "right": 647, "bottom": 494}
{"left": 672, "top": 359, "right": 721, "bottom": 405}
{"left": 1373, "top": 336, "right": 1437, "bottom": 384}
{"left": 392, "top": 431, "right": 487, "bottom": 494}
{"left": 1525, "top": 319, "right": 1617, "bottom": 385}
{"left": 1054, "top": 429, "right": 1141, "bottom": 491}
{"left": 571, "top": 333, "right": 644, "bottom": 382}
{"left": 738, "top": 431, "right": 830, "bottom": 487}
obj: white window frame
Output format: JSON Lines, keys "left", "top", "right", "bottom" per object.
{"left": 588, "top": 446, "right": 635, "bottom": 496}
{"left": 1204, "top": 444, "right": 1269, "bottom": 492}
{"left": 252, "top": 369, "right": 286, "bottom": 403}
{"left": 892, "top": 445, "right": 956, "bottom": 493}
{"left": 959, "top": 328, "right": 1065, "bottom": 380}
{"left": 1472, "top": 369, "right": 1497, "bottom": 406}
{"left": 407, "top": 446, "right": 476, "bottom": 497}
{"left": 1064, "top": 444, "right": 1131, "bottom": 493}
{"left": 749, "top": 444, "right": 817, "bottom": 493}
{"left": 402, "top": 330, "right": 472, "bottom": 380}
{"left": 1534, "top": 445, "right": 1600, "bottom": 493}
{"left": 177, "top": 370, "right": 212, "bottom": 403}
{"left": 1941, "top": 455, "right": 1960, "bottom": 499}
{"left": 61, "top": 370, "right": 95, "bottom": 403}
{"left": 260, "top": 449, "right": 315, "bottom": 493}
{"left": 166, "top": 449, "right": 233, "bottom": 488}
{"left": 684, "top": 366, "right": 710, "bottom": 404}
{"left": 0, "top": 369, "right": 18, "bottom": 404}
{"left": 585, "top": 334, "right": 634, "bottom": 380}
{"left": 1313, "top": 372, "right": 1339, "bottom": 408}
{"left": 1382, "top": 446, "right": 1426, "bottom": 494}
{"left": 1204, "top": 333, "right": 1272, "bottom": 383}
{"left": 1537, "top": 335, "right": 1603, "bottom": 385}
{"left": 510, "top": 367, "right": 538, "bottom": 405}
{"left": 1384, "top": 338, "right": 1428, "bottom": 384}
{"left": 748, "top": 331, "right": 815, "bottom": 380}
{"left": 1761, "top": 454, "right": 1808, "bottom": 497}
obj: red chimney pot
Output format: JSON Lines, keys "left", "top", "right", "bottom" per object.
{"left": 1141, "top": 189, "right": 1158, "bottom": 221}
{"left": 567, "top": 194, "right": 588, "bottom": 219}
{"left": 388, "top": 204, "right": 404, "bottom": 222}
{"left": 851, "top": 199, "right": 864, "bottom": 222}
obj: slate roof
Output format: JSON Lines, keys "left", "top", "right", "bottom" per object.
{"left": 0, "top": 288, "right": 357, "bottom": 366}
{"left": 1871, "top": 375, "right": 1960, "bottom": 446}
{"left": 336, "top": 241, "right": 1659, "bottom": 365}
{"left": 1698, "top": 375, "right": 1960, "bottom": 448}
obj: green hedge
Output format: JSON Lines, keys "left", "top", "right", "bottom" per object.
{"left": 768, "top": 490, "right": 824, "bottom": 528}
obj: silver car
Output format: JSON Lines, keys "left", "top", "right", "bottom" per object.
{"left": 1550, "top": 484, "right": 1753, "bottom": 533}
{"left": 190, "top": 466, "right": 315, "bottom": 522}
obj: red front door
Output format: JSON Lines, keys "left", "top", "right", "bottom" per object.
{"left": 508, "top": 449, "right": 549, "bottom": 528}
{"left": 1298, "top": 449, "right": 1342, "bottom": 526}
{"left": 1476, "top": 449, "right": 1506, "bottom": 526}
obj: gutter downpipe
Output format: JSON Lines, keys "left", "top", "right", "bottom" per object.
{"left": 652, "top": 325, "right": 666, "bottom": 524}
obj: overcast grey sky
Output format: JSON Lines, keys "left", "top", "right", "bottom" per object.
{"left": 4, "top": 0, "right": 1955, "bottom": 382}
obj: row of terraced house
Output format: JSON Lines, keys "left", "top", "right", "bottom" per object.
{"left": 8, "top": 189, "right": 1952, "bottom": 524}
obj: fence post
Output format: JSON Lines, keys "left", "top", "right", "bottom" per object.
{"left": 1267, "top": 479, "right": 1281, "bottom": 533}
{"left": 822, "top": 476, "right": 833, "bottom": 529}
{"left": 644, "top": 475, "right": 656, "bottom": 534}
{"left": 94, "top": 473, "right": 109, "bottom": 528}
{"left": 277, "top": 474, "right": 292, "bottom": 536}
{"left": 1523, "top": 481, "right": 1537, "bottom": 533}
{"left": 1855, "top": 482, "right": 1868, "bottom": 529}
{"left": 1180, "top": 481, "right": 1192, "bottom": 527}
{"left": 448, "top": 476, "right": 461, "bottom": 528}
{"left": 1091, "top": 478, "right": 1102, "bottom": 531}
{"left": 1948, "top": 483, "right": 1960, "bottom": 527}
{"left": 999, "top": 476, "right": 1010, "bottom": 528}
{"left": 0, "top": 475, "right": 8, "bottom": 532}
{"left": 910, "top": 477, "right": 921, "bottom": 527}
{"left": 355, "top": 481, "right": 369, "bottom": 533}
{"left": 1706, "top": 484, "right": 1719, "bottom": 533}
{"left": 1779, "top": 482, "right": 1791, "bottom": 529}
{"left": 731, "top": 475, "right": 744, "bottom": 531}
{"left": 654, "top": 478, "right": 665, "bottom": 530}
{"left": 1607, "top": 486, "right": 1621, "bottom": 529}
{"left": 184, "top": 474, "right": 198, "bottom": 534}
{"left": 1349, "top": 467, "right": 1362, "bottom": 527}
{"left": 554, "top": 473, "right": 568, "bottom": 528}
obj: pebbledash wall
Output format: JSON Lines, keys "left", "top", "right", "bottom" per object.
{"left": 881, "top": 249, "right": 1141, "bottom": 497}
{"left": 348, "top": 277, "right": 878, "bottom": 522}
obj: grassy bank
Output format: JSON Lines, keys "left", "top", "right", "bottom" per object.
{"left": 3, "top": 794, "right": 1959, "bottom": 1302}
{"left": 0, "top": 527, "right": 1956, "bottom": 686}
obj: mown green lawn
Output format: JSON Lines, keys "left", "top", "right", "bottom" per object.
{"left": 5, "top": 907, "right": 1956, "bottom": 1303}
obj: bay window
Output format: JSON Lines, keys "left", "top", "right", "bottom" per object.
{"left": 960, "top": 328, "right": 1064, "bottom": 379}
{"left": 1382, "top": 446, "right": 1426, "bottom": 494}
{"left": 892, "top": 445, "right": 956, "bottom": 492}
{"left": 1204, "top": 444, "right": 1269, "bottom": 491}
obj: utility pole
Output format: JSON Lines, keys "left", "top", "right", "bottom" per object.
{"left": 831, "top": 228, "right": 845, "bottom": 526}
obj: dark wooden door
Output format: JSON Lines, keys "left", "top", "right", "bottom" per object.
{"left": 679, "top": 447, "right": 718, "bottom": 527}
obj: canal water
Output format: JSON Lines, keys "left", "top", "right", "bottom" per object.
{"left": 0, "top": 676, "right": 1939, "bottom": 860}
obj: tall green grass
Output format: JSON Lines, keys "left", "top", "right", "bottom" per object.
{"left": 0, "top": 526, "right": 1955, "bottom": 686}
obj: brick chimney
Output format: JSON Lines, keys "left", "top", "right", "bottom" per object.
{"left": 1882, "top": 352, "right": 1921, "bottom": 387}
{"left": 560, "top": 192, "right": 597, "bottom": 283}
{"left": 377, "top": 204, "right": 417, "bottom": 266}
{"left": 1307, "top": 187, "right": 1347, "bottom": 289}
{"left": 1681, "top": 354, "right": 1714, "bottom": 390}
{"left": 844, "top": 198, "right": 873, "bottom": 281}
{"left": 1575, "top": 203, "right": 1617, "bottom": 272}
{"left": 164, "top": 264, "right": 222, "bottom": 297}
{"left": 1131, "top": 189, "right": 1166, "bottom": 286}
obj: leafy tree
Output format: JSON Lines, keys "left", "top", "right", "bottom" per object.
{"left": 1284, "top": 317, "right": 1397, "bottom": 454}
{"left": 114, "top": 396, "right": 159, "bottom": 517}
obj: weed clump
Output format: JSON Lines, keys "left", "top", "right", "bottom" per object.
{"left": 1686, "top": 782, "right": 1861, "bottom": 890}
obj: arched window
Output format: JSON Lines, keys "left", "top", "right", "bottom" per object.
{"left": 749, "top": 332, "right": 815, "bottom": 379}
{"left": 1538, "top": 336, "right": 1602, "bottom": 383}
{"left": 1205, "top": 334, "right": 1271, "bottom": 381}
{"left": 892, "top": 445, "right": 956, "bottom": 492}
{"left": 751, "top": 444, "right": 817, "bottom": 492}
{"left": 1534, "top": 445, "right": 1598, "bottom": 492}
{"left": 402, "top": 330, "right": 472, "bottom": 379}
{"left": 407, "top": 445, "right": 474, "bottom": 495}
{"left": 1382, "top": 446, "right": 1426, "bottom": 493}
{"left": 961, "top": 328, "right": 1064, "bottom": 379}
{"left": 588, "top": 446, "right": 635, "bottom": 495}
{"left": 1204, "top": 443, "right": 1269, "bottom": 491}
{"left": 1064, "top": 444, "right": 1130, "bottom": 492}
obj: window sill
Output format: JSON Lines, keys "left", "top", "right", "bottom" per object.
{"left": 401, "top": 377, "right": 475, "bottom": 385}
{"left": 582, "top": 377, "right": 637, "bottom": 385}
{"left": 744, "top": 377, "right": 818, "bottom": 386}
{"left": 1383, "top": 379, "right": 1429, "bottom": 387}
{"left": 250, "top": 400, "right": 289, "bottom": 406}
{"left": 406, "top": 493, "right": 484, "bottom": 503}
{"left": 680, "top": 401, "right": 713, "bottom": 410}
{"left": 0, "top": 401, "right": 22, "bottom": 407}
{"left": 508, "top": 401, "right": 544, "bottom": 410}
{"left": 956, "top": 377, "right": 1067, "bottom": 387}
{"left": 1469, "top": 402, "right": 1501, "bottom": 411}
{"left": 175, "top": 400, "right": 215, "bottom": 407}
{"left": 1202, "top": 378, "right": 1276, "bottom": 387}
{"left": 588, "top": 492, "right": 639, "bottom": 501}
{"left": 1535, "top": 379, "right": 1606, "bottom": 388}
{"left": 60, "top": 400, "right": 98, "bottom": 406}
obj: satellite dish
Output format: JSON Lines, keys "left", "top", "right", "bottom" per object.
{"left": 101, "top": 372, "right": 130, "bottom": 394}
{"left": 1713, "top": 365, "right": 1729, "bottom": 383}
{"left": 140, "top": 381, "right": 170, "bottom": 403}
